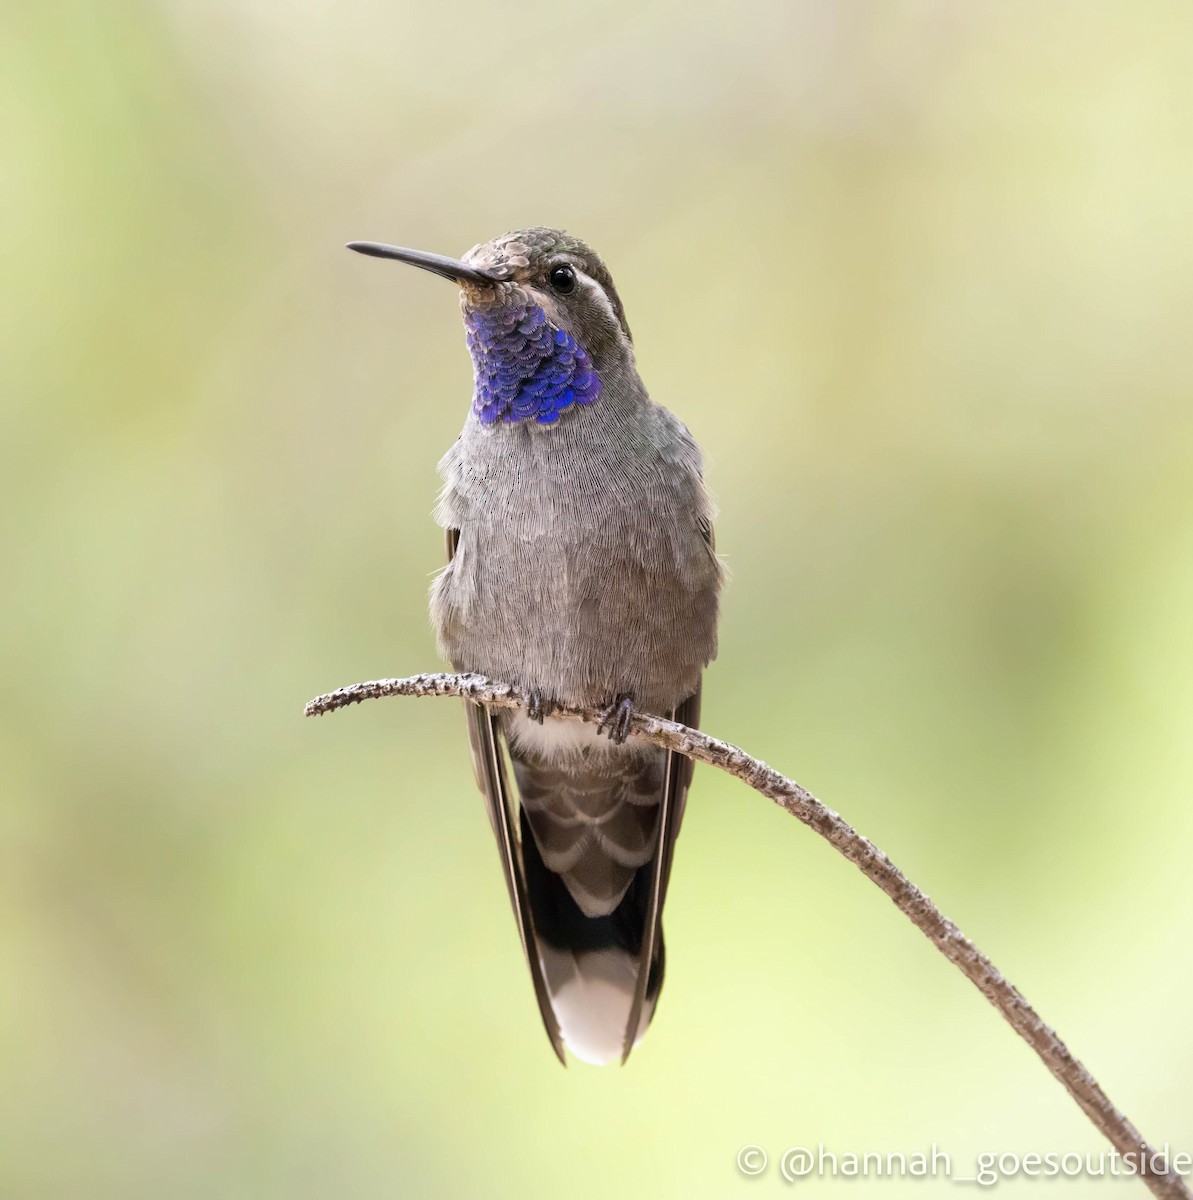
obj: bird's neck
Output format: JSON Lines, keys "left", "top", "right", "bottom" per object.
{"left": 464, "top": 301, "right": 602, "bottom": 427}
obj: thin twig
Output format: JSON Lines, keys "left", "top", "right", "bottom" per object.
{"left": 306, "top": 672, "right": 1189, "bottom": 1200}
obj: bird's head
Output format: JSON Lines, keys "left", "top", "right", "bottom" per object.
{"left": 348, "top": 228, "right": 634, "bottom": 427}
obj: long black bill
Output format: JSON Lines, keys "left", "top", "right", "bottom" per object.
{"left": 346, "top": 241, "right": 498, "bottom": 287}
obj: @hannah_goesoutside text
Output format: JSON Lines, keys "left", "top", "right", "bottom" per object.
{"left": 735, "top": 1143, "right": 1192, "bottom": 1186}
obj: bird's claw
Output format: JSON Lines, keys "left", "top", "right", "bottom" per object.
{"left": 526, "top": 689, "right": 556, "bottom": 725}
{"left": 596, "top": 694, "right": 635, "bottom": 745}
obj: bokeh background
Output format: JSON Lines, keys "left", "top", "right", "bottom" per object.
{"left": 4, "top": 1, "right": 1192, "bottom": 1196}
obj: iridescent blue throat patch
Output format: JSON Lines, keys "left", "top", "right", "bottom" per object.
{"left": 464, "top": 302, "right": 600, "bottom": 425}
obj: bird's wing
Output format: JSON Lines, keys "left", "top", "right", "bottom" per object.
{"left": 620, "top": 683, "right": 700, "bottom": 1062}
{"left": 446, "top": 527, "right": 566, "bottom": 1064}
{"left": 618, "top": 513, "right": 714, "bottom": 1060}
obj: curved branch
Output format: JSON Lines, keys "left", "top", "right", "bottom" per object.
{"left": 306, "top": 672, "right": 1189, "bottom": 1200}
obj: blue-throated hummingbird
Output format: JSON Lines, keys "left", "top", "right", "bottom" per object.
{"left": 348, "top": 229, "right": 723, "bottom": 1064}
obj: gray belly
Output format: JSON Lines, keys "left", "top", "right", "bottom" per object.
{"left": 431, "top": 510, "right": 719, "bottom": 715}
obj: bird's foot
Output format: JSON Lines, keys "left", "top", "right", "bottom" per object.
{"left": 526, "top": 688, "right": 557, "bottom": 725}
{"left": 596, "top": 694, "right": 635, "bottom": 745}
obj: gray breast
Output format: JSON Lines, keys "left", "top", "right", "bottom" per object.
{"left": 430, "top": 388, "right": 722, "bottom": 714}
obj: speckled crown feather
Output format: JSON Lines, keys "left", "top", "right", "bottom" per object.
{"left": 463, "top": 228, "right": 632, "bottom": 344}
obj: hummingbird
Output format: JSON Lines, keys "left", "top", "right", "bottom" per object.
{"left": 348, "top": 228, "right": 723, "bottom": 1064}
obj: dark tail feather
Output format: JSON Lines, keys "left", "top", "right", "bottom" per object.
{"left": 520, "top": 808, "right": 664, "bottom": 1065}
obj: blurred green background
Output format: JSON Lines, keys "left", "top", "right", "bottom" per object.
{"left": 3, "top": 1, "right": 1192, "bottom": 1196}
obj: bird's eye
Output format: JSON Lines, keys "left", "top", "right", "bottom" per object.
{"left": 548, "top": 264, "right": 577, "bottom": 295}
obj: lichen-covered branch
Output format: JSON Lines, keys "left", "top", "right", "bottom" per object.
{"left": 305, "top": 672, "right": 1189, "bottom": 1200}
